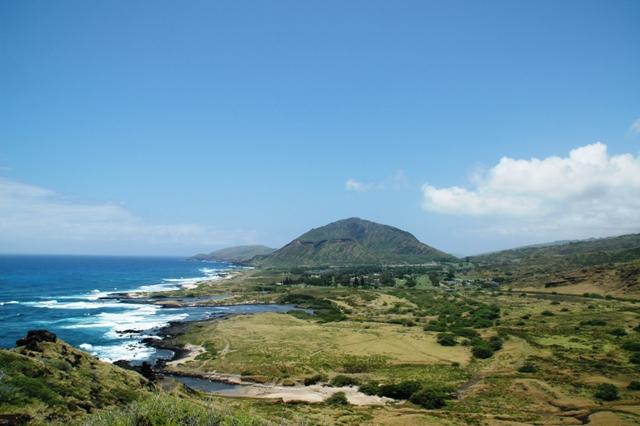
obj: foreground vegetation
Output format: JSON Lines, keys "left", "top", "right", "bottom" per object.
{"left": 152, "top": 267, "right": 640, "bottom": 425}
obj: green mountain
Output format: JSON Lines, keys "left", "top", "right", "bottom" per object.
{"left": 191, "top": 245, "right": 276, "bottom": 264}
{"left": 254, "top": 217, "right": 455, "bottom": 267}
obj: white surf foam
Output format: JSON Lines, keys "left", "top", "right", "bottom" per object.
{"left": 84, "top": 341, "right": 158, "bottom": 363}
{"left": 24, "top": 300, "right": 144, "bottom": 310}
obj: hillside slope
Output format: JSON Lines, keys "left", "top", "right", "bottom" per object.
{"left": 0, "top": 330, "right": 150, "bottom": 423}
{"left": 470, "top": 233, "right": 640, "bottom": 296}
{"left": 191, "top": 245, "right": 276, "bottom": 263}
{"left": 255, "top": 218, "right": 455, "bottom": 267}
{"left": 471, "top": 233, "right": 640, "bottom": 268}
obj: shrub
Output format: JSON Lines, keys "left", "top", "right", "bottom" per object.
{"left": 594, "top": 383, "right": 619, "bottom": 401}
{"left": 629, "top": 352, "right": 640, "bottom": 364}
{"left": 472, "top": 345, "right": 494, "bottom": 359}
{"left": 541, "top": 310, "right": 554, "bottom": 316}
{"left": 378, "top": 381, "right": 422, "bottom": 399}
{"left": 622, "top": 341, "right": 640, "bottom": 352}
{"left": 518, "top": 363, "right": 538, "bottom": 373}
{"left": 581, "top": 319, "right": 607, "bottom": 326}
{"left": 359, "top": 381, "right": 380, "bottom": 396}
{"left": 329, "top": 375, "right": 360, "bottom": 387}
{"left": 452, "top": 328, "right": 479, "bottom": 339}
{"left": 303, "top": 373, "right": 327, "bottom": 386}
{"left": 488, "top": 336, "right": 503, "bottom": 351}
{"left": 325, "top": 391, "right": 349, "bottom": 405}
{"left": 409, "top": 387, "right": 452, "bottom": 409}
{"left": 610, "top": 328, "right": 627, "bottom": 337}
{"left": 437, "top": 333, "right": 457, "bottom": 346}
{"left": 627, "top": 381, "right": 640, "bottom": 391}
{"left": 424, "top": 322, "right": 447, "bottom": 332}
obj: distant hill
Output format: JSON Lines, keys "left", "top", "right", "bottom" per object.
{"left": 191, "top": 245, "right": 276, "bottom": 264}
{"left": 470, "top": 233, "right": 640, "bottom": 296}
{"left": 470, "top": 233, "right": 640, "bottom": 267}
{"left": 253, "top": 217, "right": 456, "bottom": 267}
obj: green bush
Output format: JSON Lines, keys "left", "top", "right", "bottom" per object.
{"left": 581, "top": 319, "right": 607, "bottom": 326}
{"left": 629, "top": 352, "right": 640, "bottom": 364}
{"left": 325, "top": 391, "right": 349, "bottom": 405}
{"left": 409, "top": 386, "right": 452, "bottom": 409}
{"left": 594, "top": 383, "right": 619, "bottom": 401}
{"left": 518, "top": 363, "right": 538, "bottom": 373}
{"left": 359, "top": 381, "right": 380, "bottom": 396}
{"left": 488, "top": 336, "right": 503, "bottom": 351}
{"left": 621, "top": 341, "right": 640, "bottom": 352}
{"left": 451, "top": 328, "right": 479, "bottom": 339}
{"left": 627, "top": 380, "right": 640, "bottom": 391}
{"left": 303, "top": 373, "right": 327, "bottom": 386}
{"left": 437, "top": 333, "right": 457, "bottom": 346}
{"left": 541, "top": 310, "right": 554, "bottom": 316}
{"left": 472, "top": 345, "right": 494, "bottom": 359}
{"left": 378, "top": 381, "right": 422, "bottom": 399}
{"left": 329, "top": 375, "right": 360, "bottom": 387}
{"left": 610, "top": 328, "right": 627, "bottom": 337}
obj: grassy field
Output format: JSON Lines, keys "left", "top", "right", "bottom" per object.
{"left": 158, "top": 275, "right": 640, "bottom": 425}
{"left": 171, "top": 312, "right": 471, "bottom": 380}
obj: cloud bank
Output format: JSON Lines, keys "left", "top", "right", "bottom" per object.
{"left": 0, "top": 177, "right": 257, "bottom": 254}
{"left": 422, "top": 143, "right": 640, "bottom": 237}
{"left": 345, "top": 170, "right": 408, "bottom": 192}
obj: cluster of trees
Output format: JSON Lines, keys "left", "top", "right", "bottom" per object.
{"left": 279, "top": 265, "right": 456, "bottom": 289}
{"left": 278, "top": 294, "right": 346, "bottom": 322}
{"left": 360, "top": 380, "right": 454, "bottom": 409}
{"left": 424, "top": 303, "right": 501, "bottom": 331}
{"left": 435, "top": 330, "right": 504, "bottom": 359}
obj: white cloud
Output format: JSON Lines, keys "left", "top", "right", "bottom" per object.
{"left": 422, "top": 142, "right": 640, "bottom": 237}
{"left": 0, "top": 177, "right": 257, "bottom": 254}
{"left": 629, "top": 118, "right": 640, "bottom": 135}
{"left": 345, "top": 170, "right": 408, "bottom": 192}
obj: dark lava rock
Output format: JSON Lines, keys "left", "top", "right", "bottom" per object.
{"left": 16, "top": 330, "right": 57, "bottom": 351}
{"left": 113, "top": 360, "right": 156, "bottom": 382}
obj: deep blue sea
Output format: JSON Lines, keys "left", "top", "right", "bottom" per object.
{"left": 0, "top": 255, "right": 240, "bottom": 363}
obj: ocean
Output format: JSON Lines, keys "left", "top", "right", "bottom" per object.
{"left": 0, "top": 255, "right": 238, "bottom": 363}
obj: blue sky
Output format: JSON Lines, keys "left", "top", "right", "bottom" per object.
{"left": 1, "top": 0, "right": 639, "bottom": 256}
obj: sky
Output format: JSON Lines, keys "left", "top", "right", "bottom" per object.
{"left": 1, "top": 0, "right": 639, "bottom": 256}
